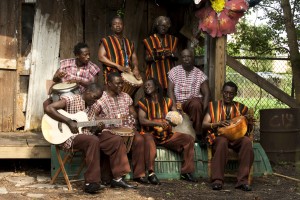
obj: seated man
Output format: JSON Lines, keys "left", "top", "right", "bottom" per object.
{"left": 94, "top": 72, "right": 147, "bottom": 185}
{"left": 44, "top": 84, "right": 135, "bottom": 192}
{"left": 202, "top": 81, "right": 254, "bottom": 191}
{"left": 53, "top": 42, "right": 100, "bottom": 93}
{"left": 168, "top": 49, "right": 210, "bottom": 144}
{"left": 138, "top": 78, "right": 196, "bottom": 184}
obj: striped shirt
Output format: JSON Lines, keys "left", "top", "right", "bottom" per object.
{"left": 60, "top": 94, "right": 96, "bottom": 149}
{"left": 59, "top": 58, "right": 100, "bottom": 93}
{"left": 143, "top": 34, "right": 178, "bottom": 89}
{"left": 94, "top": 91, "right": 133, "bottom": 129}
{"left": 208, "top": 100, "right": 248, "bottom": 123}
{"left": 168, "top": 65, "right": 208, "bottom": 103}
{"left": 100, "top": 36, "right": 134, "bottom": 82}
{"left": 138, "top": 97, "right": 174, "bottom": 141}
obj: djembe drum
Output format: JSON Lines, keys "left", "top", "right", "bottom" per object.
{"left": 218, "top": 115, "right": 248, "bottom": 141}
{"left": 110, "top": 127, "right": 134, "bottom": 153}
{"left": 121, "top": 72, "right": 143, "bottom": 96}
{"left": 50, "top": 82, "right": 79, "bottom": 102}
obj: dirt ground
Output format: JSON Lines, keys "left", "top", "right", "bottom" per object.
{"left": 0, "top": 159, "right": 299, "bottom": 200}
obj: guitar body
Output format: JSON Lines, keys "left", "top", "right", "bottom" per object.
{"left": 217, "top": 116, "right": 248, "bottom": 141}
{"left": 42, "top": 110, "right": 88, "bottom": 144}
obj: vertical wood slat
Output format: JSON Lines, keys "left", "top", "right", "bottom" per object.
{"left": 85, "top": 0, "right": 107, "bottom": 86}
{"left": 0, "top": 0, "right": 19, "bottom": 70}
{"left": 213, "top": 36, "right": 226, "bottom": 101}
{"left": 59, "top": 0, "right": 83, "bottom": 60}
{"left": 0, "top": 70, "right": 17, "bottom": 131}
{"left": 25, "top": 0, "right": 63, "bottom": 130}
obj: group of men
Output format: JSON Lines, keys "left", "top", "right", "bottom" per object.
{"left": 44, "top": 15, "right": 254, "bottom": 194}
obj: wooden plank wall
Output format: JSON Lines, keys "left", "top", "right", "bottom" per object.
{"left": 59, "top": 0, "right": 83, "bottom": 60}
{"left": 0, "top": 0, "right": 19, "bottom": 70}
{"left": 0, "top": 0, "right": 20, "bottom": 131}
{"left": 25, "top": 0, "right": 63, "bottom": 130}
{"left": 85, "top": 0, "right": 108, "bottom": 86}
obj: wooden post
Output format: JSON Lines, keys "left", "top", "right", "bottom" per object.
{"left": 25, "top": 0, "right": 63, "bottom": 130}
{"left": 211, "top": 36, "right": 226, "bottom": 101}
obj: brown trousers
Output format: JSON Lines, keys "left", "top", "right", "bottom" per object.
{"left": 99, "top": 131, "right": 146, "bottom": 180}
{"left": 211, "top": 136, "right": 254, "bottom": 187}
{"left": 182, "top": 97, "right": 204, "bottom": 135}
{"left": 98, "top": 131, "right": 131, "bottom": 179}
{"left": 72, "top": 134, "right": 100, "bottom": 184}
{"left": 144, "top": 132, "right": 195, "bottom": 174}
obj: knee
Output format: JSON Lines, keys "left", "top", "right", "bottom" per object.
{"left": 134, "top": 133, "right": 145, "bottom": 145}
{"left": 241, "top": 137, "right": 253, "bottom": 149}
{"left": 215, "top": 137, "right": 228, "bottom": 148}
{"left": 88, "top": 136, "right": 100, "bottom": 147}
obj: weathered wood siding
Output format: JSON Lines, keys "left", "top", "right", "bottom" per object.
{"left": 0, "top": 0, "right": 20, "bottom": 131}
{"left": 0, "top": 0, "right": 19, "bottom": 70}
{"left": 25, "top": 0, "right": 63, "bottom": 130}
{"left": 59, "top": 0, "right": 83, "bottom": 60}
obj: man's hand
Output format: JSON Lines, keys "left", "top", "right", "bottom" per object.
{"left": 97, "top": 122, "right": 105, "bottom": 131}
{"left": 218, "top": 120, "right": 231, "bottom": 127}
{"left": 132, "top": 68, "right": 142, "bottom": 80}
{"left": 116, "top": 65, "right": 131, "bottom": 73}
{"left": 54, "top": 71, "right": 67, "bottom": 79}
{"left": 66, "top": 120, "right": 79, "bottom": 134}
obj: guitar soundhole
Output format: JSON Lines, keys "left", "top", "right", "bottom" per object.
{"left": 58, "top": 122, "right": 63, "bottom": 133}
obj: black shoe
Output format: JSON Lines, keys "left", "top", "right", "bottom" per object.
{"left": 84, "top": 182, "right": 102, "bottom": 194}
{"left": 111, "top": 178, "right": 137, "bottom": 189}
{"left": 148, "top": 173, "right": 161, "bottom": 185}
{"left": 211, "top": 182, "right": 223, "bottom": 190}
{"left": 235, "top": 184, "right": 252, "bottom": 191}
{"left": 133, "top": 177, "right": 149, "bottom": 184}
{"left": 180, "top": 173, "right": 197, "bottom": 182}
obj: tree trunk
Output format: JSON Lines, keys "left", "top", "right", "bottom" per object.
{"left": 280, "top": 0, "right": 300, "bottom": 106}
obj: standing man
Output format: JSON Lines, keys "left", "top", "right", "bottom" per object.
{"left": 53, "top": 42, "right": 100, "bottom": 93}
{"left": 138, "top": 78, "right": 196, "bottom": 184}
{"left": 202, "top": 81, "right": 254, "bottom": 191}
{"left": 94, "top": 72, "right": 147, "bottom": 185}
{"left": 143, "top": 16, "right": 178, "bottom": 93}
{"left": 44, "top": 84, "right": 136, "bottom": 192}
{"left": 168, "top": 49, "right": 210, "bottom": 143}
{"left": 98, "top": 16, "right": 141, "bottom": 83}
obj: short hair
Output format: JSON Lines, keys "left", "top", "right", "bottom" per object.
{"left": 85, "top": 83, "right": 103, "bottom": 93}
{"left": 152, "top": 16, "right": 171, "bottom": 33}
{"left": 110, "top": 16, "right": 123, "bottom": 27}
{"left": 222, "top": 81, "right": 238, "bottom": 92}
{"left": 73, "top": 42, "right": 88, "bottom": 56}
{"left": 107, "top": 72, "right": 121, "bottom": 83}
{"left": 181, "top": 49, "right": 194, "bottom": 57}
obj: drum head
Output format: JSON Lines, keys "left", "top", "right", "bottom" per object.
{"left": 52, "top": 83, "right": 77, "bottom": 92}
{"left": 121, "top": 72, "right": 143, "bottom": 85}
{"left": 112, "top": 127, "right": 134, "bottom": 136}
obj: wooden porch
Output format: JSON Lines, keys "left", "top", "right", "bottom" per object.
{"left": 0, "top": 132, "right": 50, "bottom": 159}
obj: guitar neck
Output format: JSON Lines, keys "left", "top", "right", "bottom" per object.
{"left": 77, "top": 119, "right": 122, "bottom": 127}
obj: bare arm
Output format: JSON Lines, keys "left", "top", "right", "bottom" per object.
{"left": 44, "top": 99, "right": 78, "bottom": 133}
{"left": 167, "top": 78, "right": 177, "bottom": 111}
{"left": 202, "top": 111, "right": 230, "bottom": 130}
{"left": 131, "top": 51, "right": 141, "bottom": 79}
{"left": 98, "top": 43, "right": 127, "bottom": 72}
{"left": 138, "top": 108, "right": 167, "bottom": 128}
{"left": 200, "top": 80, "right": 211, "bottom": 112}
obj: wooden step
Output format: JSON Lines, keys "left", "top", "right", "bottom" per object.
{"left": 0, "top": 132, "right": 50, "bottom": 158}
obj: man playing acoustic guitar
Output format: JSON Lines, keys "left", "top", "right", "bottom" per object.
{"left": 44, "top": 84, "right": 135, "bottom": 193}
{"left": 202, "top": 81, "right": 254, "bottom": 191}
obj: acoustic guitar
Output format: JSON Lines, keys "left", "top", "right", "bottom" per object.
{"left": 41, "top": 109, "right": 135, "bottom": 144}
